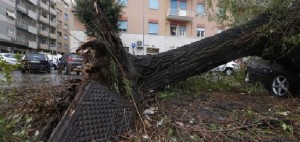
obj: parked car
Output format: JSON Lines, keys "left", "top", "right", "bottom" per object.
{"left": 210, "top": 61, "right": 240, "bottom": 75}
{"left": 21, "top": 53, "right": 51, "bottom": 73}
{"left": 0, "top": 53, "right": 19, "bottom": 65}
{"left": 245, "top": 56, "right": 300, "bottom": 97}
{"left": 57, "top": 53, "right": 83, "bottom": 75}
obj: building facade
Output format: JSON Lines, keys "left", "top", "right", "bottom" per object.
{"left": 56, "top": 0, "right": 71, "bottom": 53}
{"left": 0, "top": 0, "right": 17, "bottom": 52}
{"left": 69, "top": 0, "right": 223, "bottom": 54}
{"left": 0, "top": 0, "right": 71, "bottom": 54}
{"left": 119, "top": 0, "right": 223, "bottom": 55}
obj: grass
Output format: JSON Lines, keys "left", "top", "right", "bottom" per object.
{"left": 159, "top": 67, "right": 269, "bottom": 99}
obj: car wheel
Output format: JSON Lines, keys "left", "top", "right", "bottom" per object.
{"left": 225, "top": 68, "right": 233, "bottom": 76}
{"left": 271, "top": 75, "right": 289, "bottom": 97}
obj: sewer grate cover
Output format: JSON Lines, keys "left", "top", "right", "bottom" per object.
{"left": 48, "top": 80, "right": 135, "bottom": 142}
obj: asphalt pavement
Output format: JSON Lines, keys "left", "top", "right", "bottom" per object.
{"left": 0, "top": 70, "right": 82, "bottom": 89}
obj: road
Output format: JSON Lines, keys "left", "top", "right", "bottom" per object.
{"left": 0, "top": 70, "right": 82, "bottom": 89}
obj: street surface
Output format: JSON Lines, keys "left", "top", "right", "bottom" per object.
{"left": 0, "top": 70, "right": 82, "bottom": 89}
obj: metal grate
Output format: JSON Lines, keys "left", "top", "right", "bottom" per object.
{"left": 48, "top": 81, "right": 135, "bottom": 142}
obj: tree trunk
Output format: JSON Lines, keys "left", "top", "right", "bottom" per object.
{"left": 78, "top": 0, "right": 300, "bottom": 100}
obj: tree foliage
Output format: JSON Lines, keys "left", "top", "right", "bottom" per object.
{"left": 74, "top": 0, "right": 123, "bottom": 35}
{"left": 206, "top": 0, "right": 300, "bottom": 59}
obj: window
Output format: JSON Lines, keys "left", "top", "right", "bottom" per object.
{"left": 57, "top": 9, "right": 62, "bottom": 15}
{"left": 179, "top": 1, "right": 187, "bottom": 10}
{"left": 118, "top": 0, "right": 128, "bottom": 6}
{"left": 170, "top": 24, "right": 177, "bottom": 36}
{"left": 7, "top": 28, "right": 15, "bottom": 37}
{"left": 50, "top": 15, "right": 56, "bottom": 23}
{"left": 64, "top": 34, "right": 68, "bottom": 40}
{"left": 41, "top": 0, "right": 47, "bottom": 4}
{"left": 50, "top": 40, "right": 56, "bottom": 47}
{"left": 179, "top": 25, "right": 186, "bottom": 37}
{"left": 57, "top": 20, "right": 62, "bottom": 26}
{"left": 148, "top": 23, "right": 158, "bottom": 34}
{"left": 64, "top": 13, "right": 68, "bottom": 20}
{"left": 64, "top": 24, "right": 68, "bottom": 30}
{"left": 149, "top": 0, "right": 158, "bottom": 9}
{"left": 50, "top": 28, "right": 55, "bottom": 34}
{"left": 64, "top": 2, "right": 69, "bottom": 9}
{"left": 40, "top": 38, "right": 47, "bottom": 44}
{"left": 197, "top": 4, "right": 205, "bottom": 15}
{"left": 197, "top": 28, "right": 205, "bottom": 38}
{"left": 57, "top": 42, "right": 62, "bottom": 48}
{"left": 118, "top": 20, "right": 127, "bottom": 32}
{"left": 64, "top": 44, "right": 68, "bottom": 49}
{"left": 57, "top": 31, "right": 62, "bottom": 36}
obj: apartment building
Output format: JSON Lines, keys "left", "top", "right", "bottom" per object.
{"left": 0, "top": 0, "right": 72, "bottom": 54}
{"left": 56, "top": 0, "right": 71, "bottom": 53}
{"left": 0, "top": 0, "right": 17, "bottom": 52}
{"left": 69, "top": 0, "right": 223, "bottom": 54}
{"left": 15, "top": 0, "right": 39, "bottom": 53}
{"left": 119, "top": 0, "right": 223, "bottom": 55}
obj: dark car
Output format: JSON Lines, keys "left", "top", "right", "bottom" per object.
{"left": 21, "top": 53, "right": 51, "bottom": 73}
{"left": 245, "top": 56, "right": 300, "bottom": 97}
{"left": 57, "top": 53, "right": 83, "bottom": 75}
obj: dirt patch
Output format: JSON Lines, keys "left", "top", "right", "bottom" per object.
{"left": 133, "top": 92, "right": 300, "bottom": 141}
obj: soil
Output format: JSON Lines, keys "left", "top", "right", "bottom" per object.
{"left": 1, "top": 84, "right": 300, "bottom": 141}
{"left": 131, "top": 91, "right": 300, "bottom": 142}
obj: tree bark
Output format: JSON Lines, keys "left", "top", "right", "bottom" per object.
{"left": 78, "top": 0, "right": 300, "bottom": 100}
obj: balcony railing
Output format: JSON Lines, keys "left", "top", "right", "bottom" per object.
{"left": 28, "top": 10, "right": 38, "bottom": 20}
{"left": 166, "top": 8, "right": 194, "bottom": 22}
{"left": 16, "top": 38, "right": 29, "bottom": 46}
{"left": 39, "top": 29, "right": 49, "bottom": 37}
{"left": 50, "top": 33, "right": 56, "bottom": 39}
{"left": 49, "top": 21, "right": 57, "bottom": 27}
{"left": 16, "top": 21, "right": 29, "bottom": 30}
{"left": 39, "top": 1, "right": 49, "bottom": 10}
{"left": 16, "top": 5, "right": 28, "bottom": 14}
{"left": 39, "top": 15, "right": 49, "bottom": 23}
{"left": 28, "top": 0, "right": 38, "bottom": 5}
{"left": 39, "top": 42, "right": 49, "bottom": 50}
{"left": 29, "top": 41, "right": 38, "bottom": 49}
{"left": 28, "top": 26, "right": 38, "bottom": 34}
{"left": 50, "top": 8, "right": 57, "bottom": 15}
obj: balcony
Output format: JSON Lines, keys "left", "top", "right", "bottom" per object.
{"left": 16, "top": 38, "right": 29, "bottom": 46}
{"left": 16, "top": 22, "right": 29, "bottom": 31}
{"left": 29, "top": 41, "right": 38, "bottom": 49}
{"left": 39, "top": 29, "right": 49, "bottom": 37}
{"left": 166, "top": 8, "right": 194, "bottom": 22}
{"left": 49, "top": 21, "right": 57, "bottom": 27}
{"left": 16, "top": 4, "right": 28, "bottom": 14}
{"left": 28, "top": 10, "right": 38, "bottom": 20}
{"left": 28, "top": 0, "right": 38, "bottom": 5}
{"left": 39, "top": 42, "right": 49, "bottom": 50}
{"left": 28, "top": 26, "right": 38, "bottom": 34}
{"left": 50, "top": 45, "right": 57, "bottom": 51}
{"left": 50, "top": 8, "right": 57, "bottom": 15}
{"left": 39, "top": 15, "right": 49, "bottom": 24}
{"left": 39, "top": 1, "right": 49, "bottom": 11}
{"left": 50, "top": 33, "right": 56, "bottom": 39}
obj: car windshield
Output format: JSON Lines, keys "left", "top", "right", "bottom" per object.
{"left": 25, "top": 54, "right": 46, "bottom": 61}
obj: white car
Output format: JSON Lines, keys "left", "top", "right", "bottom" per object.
{"left": 210, "top": 61, "right": 240, "bottom": 75}
{"left": 0, "top": 53, "right": 19, "bottom": 65}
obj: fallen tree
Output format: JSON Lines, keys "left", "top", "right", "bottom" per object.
{"left": 76, "top": 0, "right": 300, "bottom": 101}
